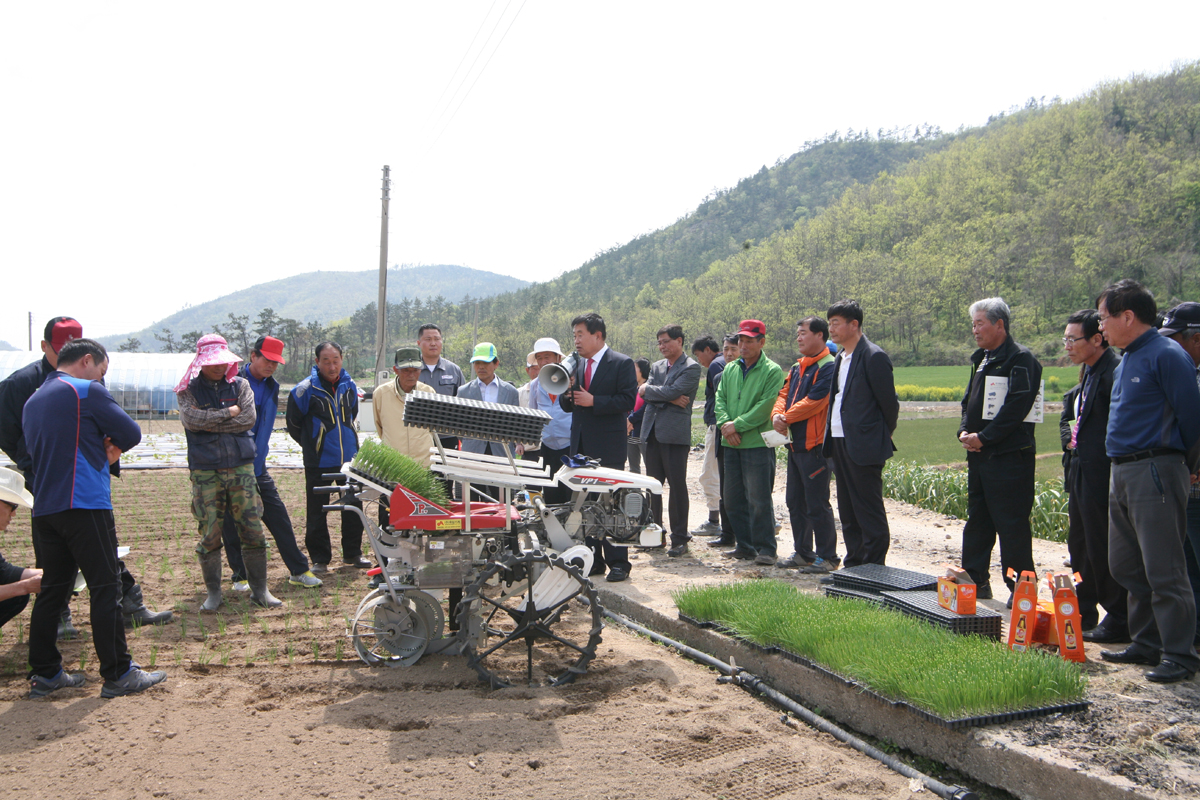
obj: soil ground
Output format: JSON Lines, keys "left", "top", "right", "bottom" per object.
{"left": 0, "top": 446, "right": 1197, "bottom": 799}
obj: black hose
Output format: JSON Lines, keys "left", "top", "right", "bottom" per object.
{"left": 602, "top": 609, "right": 978, "bottom": 800}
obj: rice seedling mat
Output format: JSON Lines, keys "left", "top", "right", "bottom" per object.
{"left": 827, "top": 563, "right": 939, "bottom": 594}
{"left": 880, "top": 590, "right": 1005, "bottom": 640}
{"left": 821, "top": 585, "right": 886, "bottom": 605}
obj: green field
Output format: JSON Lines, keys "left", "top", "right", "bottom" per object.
{"left": 893, "top": 417, "right": 1066, "bottom": 483}
{"left": 894, "top": 365, "right": 1082, "bottom": 400}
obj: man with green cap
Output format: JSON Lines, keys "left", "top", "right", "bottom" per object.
{"left": 458, "top": 342, "right": 521, "bottom": 501}
{"left": 373, "top": 345, "right": 439, "bottom": 468}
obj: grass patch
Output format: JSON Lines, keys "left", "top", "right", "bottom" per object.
{"left": 892, "top": 417, "right": 1063, "bottom": 464}
{"left": 893, "top": 366, "right": 1081, "bottom": 398}
{"left": 884, "top": 461, "right": 1068, "bottom": 542}
{"left": 672, "top": 580, "right": 1086, "bottom": 720}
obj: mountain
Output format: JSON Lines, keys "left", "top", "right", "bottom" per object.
{"left": 0, "top": 340, "right": 18, "bottom": 351}
{"left": 99, "top": 264, "right": 528, "bottom": 353}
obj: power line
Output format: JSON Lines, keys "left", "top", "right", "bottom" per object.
{"left": 428, "top": 0, "right": 528, "bottom": 150}
{"left": 426, "top": 0, "right": 500, "bottom": 128}
{"left": 427, "top": 0, "right": 515, "bottom": 138}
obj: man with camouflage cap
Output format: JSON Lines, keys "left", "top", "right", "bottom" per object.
{"left": 373, "top": 345, "right": 439, "bottom": 468}
{"left": 177, "top": 334, "right": 281, "bottom": 612}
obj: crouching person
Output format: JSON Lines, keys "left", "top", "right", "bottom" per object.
{"left": 24, "top": 339, "right": 166, "bottom": 698}
{"left": 0, "top": 469, "right": 41, "bottom": 629}
{"left": 176, "top": 335, "right": 281, "bottom": 612}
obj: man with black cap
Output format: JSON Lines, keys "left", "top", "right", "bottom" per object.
{"left": 221, "top": 336, "right": 323, "bottom": 593}
{"left": 374, "top": 344, "right": 439, "bottom": 467}
{"left": 1159, "top": 301, "right": 1200, "bottom": 647}
{"left": 0, "top": 316, "right": 172, "bottom": 636}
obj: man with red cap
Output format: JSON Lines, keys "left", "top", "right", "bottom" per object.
{"left": 220, "top": 336, "right": 322, "bottom": 591}
{"left": 0, "top": 316, "right": 172, "bottom": 637}
{"left": 176, "top": 334, "right": 282, "bottom": 612}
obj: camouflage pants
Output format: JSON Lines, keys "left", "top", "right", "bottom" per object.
{"left": 191, "top": 465, "right": 266, "bottom": 555}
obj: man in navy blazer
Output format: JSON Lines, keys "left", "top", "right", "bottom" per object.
{"left": 559, "top": 313, "right": 638, "bottom": 581}
{"left": 457, "top": 342, "right": 520, "bottom": 501}
{"left": 823, "top": 300, "right": 899, "bottom": 567}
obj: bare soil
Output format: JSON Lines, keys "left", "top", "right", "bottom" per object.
{"left": 0, "top": 448, "right": 1197, "bottom": 799}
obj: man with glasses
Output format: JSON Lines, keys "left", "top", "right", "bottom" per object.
{"left": 1059, "top": 310, "right": 1126, "bottom": 642}
{"left": 639, "top": 325, "right": 702, "bottom": 557}
{"left": 1158, "top": 302, "right": 1200, "bottom": 649}
{"left": 1097, "top": 282, "right": 1200, "bottom": 683}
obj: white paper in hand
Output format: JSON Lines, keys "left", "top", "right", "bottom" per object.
{"left": 982, "top": 377, "right": 1044, "bottom": 423}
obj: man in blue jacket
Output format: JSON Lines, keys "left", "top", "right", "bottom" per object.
{"left": 286, "top": 341, "right": 365, "bottom": 571}
{"left": 221, "top": 337, "right": 321, "bottom": 591}
{"left": 1096, "top": 280, "right": 1200, "bottom": 683}
{"left": 23, "top": 339, "right": 167, "bottom": 698}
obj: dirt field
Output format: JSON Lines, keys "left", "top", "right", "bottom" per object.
{"left": 0, "top": 451, "right": 1197, "bottom": 799}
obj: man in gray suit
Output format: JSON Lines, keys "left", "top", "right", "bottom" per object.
{"left": 640, "top": 324, "right": 703, "bottom": 556}
{"left": 457, "top": 342, "right": 520, "bottom": 501}
{"left": 823, "top": 300, "right": 899, "bottom": 567}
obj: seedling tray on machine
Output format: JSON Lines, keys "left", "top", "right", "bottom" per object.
{"left": 828, "top": 564, "right": 938, "bottom": 595}
{"left": 880, "top": 590, "right": 1004, "bottom": 640}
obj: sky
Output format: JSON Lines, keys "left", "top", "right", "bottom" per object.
{"left": 3, "top": 1, "right": 1199, "bottom": 347}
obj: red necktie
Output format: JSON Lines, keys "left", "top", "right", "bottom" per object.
{"left": 584, "top": 357, "right": 593, "bottom": 391}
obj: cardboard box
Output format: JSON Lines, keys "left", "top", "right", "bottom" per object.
{"left": 937, "top": 565, "right": 977, "bottom": 615}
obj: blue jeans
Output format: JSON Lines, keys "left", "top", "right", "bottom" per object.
{"left": 723, "top": 447, "right": 777, "bottom": 557}
{"left": 223, "top": 469, "right": 311, "bottom": 580}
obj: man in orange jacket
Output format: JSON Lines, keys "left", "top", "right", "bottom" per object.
{"left": 771, "top": 317, "right": 839, "bottom": 572}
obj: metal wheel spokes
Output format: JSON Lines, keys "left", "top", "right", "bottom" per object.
{"left": 461, "top": 552, "right": 603, "bottom": 688}
{"left": 351, "top": 594, "right": 430, "bottom": 667}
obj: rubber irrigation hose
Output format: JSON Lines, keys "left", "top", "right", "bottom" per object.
{"left": 602, "top": 608, "right": 978, "bottom": 800}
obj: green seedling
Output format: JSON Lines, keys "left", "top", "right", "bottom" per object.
{"left": 268, "top": 646, "right": 278, "bottom": 665}
{"left": 287, "top": 643, "right": 296, "bottom": 666}
{"left": 260, "top": 617, "right": 270, "bottom": 635}
{"left": 312, "top": 641, "right": 320, "bottom": 662}
{"left": 217, "top": 615, "right": 227, "bottom": 635}
{"left": 78, "top": 649, "right": 88, "bottom": 672}
{"left": 149, "top": 646, "right": 158, "bottom": 669}
{"left": 334, "top": 638, "right": 344, "bottom": 662}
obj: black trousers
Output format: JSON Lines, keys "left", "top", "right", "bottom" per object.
{"left": 304, "top": 467, "right": 365, "bottom": 566}
{"left": 223, "top": 469, "right": 311, "bottom": 580}
{"left": 1068, "top": 460, "right": 1126, "bottom": 629}
{"left": 961, "top": 448, "right": 1037, "bottom": 591}
{"left": 715, "top": 438, "right": 732, "bottom": 537}
{"left": 644, "top": 432, "right": 690, "bottom": 547}
{"left": 524, "top": 444, "right": 572, "bottom": 505}
{"left": 786, "top": 446, "right": 838, "bottom": 562}
{"left": 31, "top": 511, "right": 137, "bottom": 615}
{"left": 28, "top": 509, "right": 132, "bottom": 682}
{"left": 585, "top": 451, "right": 632, "bottom": 574}
{"left": 828, "top": 438, "right": 890, "bottom": 566}
{"left": 0, "top": 594, "right": 29, "bottom": 629}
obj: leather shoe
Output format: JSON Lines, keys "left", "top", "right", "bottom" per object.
{"left": 1082, "top": 625, "right": 1131, "bottom": 644}
{"left": 343, "top": 556, "right": 373, "bottom": 569}
{"left": 1146, "top": 659, "right": 1196, "bottom": 684}
{"left": 1099, "top": 646, "right": 1160, "bottom": 666}
{"left": 722, "top": 548, "right": 757, "bottom": 560}
{"left": 605, "top": 568, "right": 629, "bottom": 583}
{"left": 706, "top": 537, "right": 735, "bottom": 549}
{"left": 975, "top": 583, "right": 993, "bottom": 600}
{"left": 667, "top": 544, "right": 689, "bottom": 558}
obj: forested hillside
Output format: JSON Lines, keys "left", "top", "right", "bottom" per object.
{"left": 461, "top": 63, "right": 1200, "bottom": 373}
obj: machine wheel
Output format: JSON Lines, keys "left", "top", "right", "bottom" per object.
{"left": 459, "top": 551, "right": 603, "bottom": 688}
{"left": 350, "top": 593, "right": 430, "bottom": 667}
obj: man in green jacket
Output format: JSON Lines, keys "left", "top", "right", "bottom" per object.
{"left": 715, "top": 320, "right": 786, "bottom": 566}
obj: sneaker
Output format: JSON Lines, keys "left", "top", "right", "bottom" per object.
{"left": 689, "top": 520, "right": 722, "bottom": 537}
{"left": 777, "top": 555, "right": 813, "bottom": 569}
{"left": 754, "top": 553, "right": 777, "bottom": 566}
{"left": 101, "top": 666, "right": 168, "bottom": 699}
{"left": 231, "top": 580, "right": 250, "bottom": 592}
{"left": 289, "top": 570, "right": 323, "bottom": 588}
{"left": 29, "top": 670, "right": 86, "bottom": 699}
{"left": 800, "top": 557, "right": 835, "bottom": 574}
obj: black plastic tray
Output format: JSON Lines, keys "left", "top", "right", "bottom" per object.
{"left": 828, "top": 564, "right": 938, "bottom": 594}
{"left": 880, "top": 591, "right": 1003, "bottom": 640}
{"left": 823, "top": 586, "right": 886, "bottom": 606}
{"left": 678, "top": 612, "right": 717, "bottom": 629}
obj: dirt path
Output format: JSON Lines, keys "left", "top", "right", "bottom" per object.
{"left": 0, "top": 449, "right": 1197, "bottom": 798}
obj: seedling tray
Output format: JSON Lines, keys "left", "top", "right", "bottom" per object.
{"left": 823, "top": 586, "right": 886, "bottom": 606}
{"left": 879, "top": 591, "right": 1003, "bottom": 639}
{"left": 828, "top": 564, "right": 938, "bottom": 594}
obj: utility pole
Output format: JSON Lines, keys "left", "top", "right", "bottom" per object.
{"left": 374, "top": 166, "right": 391, "bottom": 388}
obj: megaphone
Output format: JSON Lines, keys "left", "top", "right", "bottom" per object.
{"left": 538, "top": 352, "right": 579, "bottom": 396}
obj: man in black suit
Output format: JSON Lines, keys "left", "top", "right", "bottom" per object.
{"left": 559, "top": 313, "right": 638, "bottom": 582}
{"left": 1060, "top": 309, "right": 1127, "bottom": 642}
{"left": 823, "top": 300, "right": 899, "bottom": 567}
